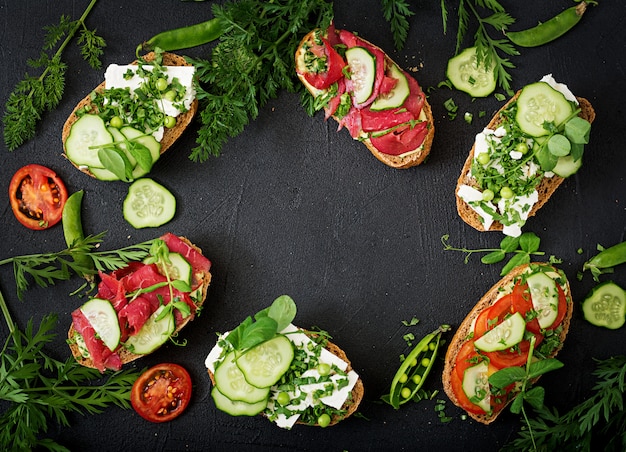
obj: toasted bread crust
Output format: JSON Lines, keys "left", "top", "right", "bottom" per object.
{"left": 456, "top": 92, "right": 595, "bottom": 232}
{"left": 61, "top": 52, "right": 198, "bottom": 178}
{"left": 441, "top": 263, "right": 573, "bottom": 424}
{"left": 68, "top": 236, "right": 211, "bottom": 369}
{"left": 296, "top": 29, "right": 435, "bottom": 169}
{"left": 207, "top": 330, "right": 363, "bottom": 427}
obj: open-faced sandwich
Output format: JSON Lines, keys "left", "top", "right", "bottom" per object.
{"left": 456, "top": 75, "right": 595, "bottom": 236}
{"left": 68, "top": 233, "right": 211, "bottom": 372}
{"left": 442, "top": 262, "right": 573, "bottom": 424}
{"left": 205, "top": 295, "right": 363, "bottom": 428}
{"left": 295, "top": 25, "right": 435, "bottom": 169}
{"left": 62, "top": 50, "right": 198, "bottom": 181}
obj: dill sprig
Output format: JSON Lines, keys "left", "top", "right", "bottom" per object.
{"left": 0, "top": 290, "right": 140, "bottom": 451}
{"left": 2, "top": 0, "right": 105, "bottom": 151}
{"left": 187, "top": 0, "right": 334, "bottom": 162}
{"left": 0, "top": 232, "right": 154, "bottom": 301}
{"left": 442, "top": 0, "right": 518, "bottom": 94}
{"left": 503, "top": 355, "right": 626, "bottom": 451}
{"left": 380, "top": 0, "right": 415, "bottom": 50}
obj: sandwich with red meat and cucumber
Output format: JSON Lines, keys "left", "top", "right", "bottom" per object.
{"left": 68, "top": 233, "right": 211, "bottom": 372}
{"left": 442, "top": 262, "right": 573, "bottom": 424}
{"left": 205, "top": 295, "right": 363, "bottom": 428}
{"left": 456, "top": 75, "right": 595, "bottom": 237}
{"left": 295, "top": 25, "right": 435, "bottom": 169}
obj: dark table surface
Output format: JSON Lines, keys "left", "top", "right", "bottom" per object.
{"left": 1, "top": 1, "right": 625, "bottom": 451}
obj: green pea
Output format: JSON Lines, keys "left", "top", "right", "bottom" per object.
{"left": 477, "top": 152, "right": 490, "bottom": 165}
{"left": 317, "top": 362, "right": 331, "bottom": 376}
{"left": 500, "top": 187, "right": 514, "bottom": 199}
{"left": 164, "top": 90, "right": 177, "bottom": 102}
{"left": 401, "top": 387, "right": 412, "bottom": 399}
{"left": 482, "top": 189, "right": 495, "bottom": 202}
{"left": 412, "top": 374, "right": 422, "bottom": 385}
{"left": 515, "top": 141, "right": 529, "bottom": 155}
{"left": 110, "top": 116, "right": 124, "bottom": 129}
{"left": 163, "top": 115, "right": 176, "bottom": 128}
{"left": 421, "top": 357, "right": 430, "bottom": 367}
{"left": 155, "top": 77, "right": 169, "bottom": 92}
{"left": 276, "top": 392, "right": 290, "bottom": 406}
{"left": 317, "top": 413, "right": 331, "bottom": 428}
{"left": 399, "top": 373, "right": 408, "bottom": 384}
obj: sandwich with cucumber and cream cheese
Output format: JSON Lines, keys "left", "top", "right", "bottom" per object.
{"left": 68, "top": 234, "right": 211, "bottom": 372}
{"left": 442, "top": 262, "right": 573, "bottom": 424}
{"left": 456, "top": 75, "right": 595, "bottom": 236}
{"left": 295, "top": 25, "right": 435, "bottom": 169}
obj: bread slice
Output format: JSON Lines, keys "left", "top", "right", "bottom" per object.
{"left": 68, "top": 236, "right": 211, "bottom": 369}
{"left": 207, "top": 330, "right": 364, "bottom": 427}
{"left": 295, "top": 29, "right": 435, "bottom": 169}
{"left": 61, "top": 52, "right": 198, "bottom": 178}
{"left": 456, "top": 92, "right": 595, "bottom": 232}
{"left": 441, "top": 263, "right": 573, "bottom": 424}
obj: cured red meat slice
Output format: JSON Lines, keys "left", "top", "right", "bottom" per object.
{"left": 370, "top": 121, "right": 429, "bottom": 156}
{"left": 324, "top": 78, "right": 346, "bottom": 119}
{"left": 161, "top": 233, "right": 211, "bottom": 273}
{"left": 71, "top": 309, "right": 121, "bottom": 372}
{"left": 360, "top": 108, "right": 416, "bottom": 132}
{"left": 338, "top": 107, "right": 363, "bottom": 138}
{"left": 118, "top": 295, "right": 154, "bottom": 336}
{"left": 97, "top": 271, "right": 127, "bottom": 312}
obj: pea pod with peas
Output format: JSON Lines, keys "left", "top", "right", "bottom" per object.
{"left": 583, "top": 240, "right": 626, "bottom": 282}
{"left": 136, "top": 17, "right": 224, "bottom": 57}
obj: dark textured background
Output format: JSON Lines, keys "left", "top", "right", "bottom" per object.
{"left": 1, "top": 1, "right": 625, "bottom": 450}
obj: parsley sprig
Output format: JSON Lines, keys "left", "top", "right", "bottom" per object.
{"left": 2, "top": 0, "right": 106, "bottom": 151}
{"left": 0, "top": 290, "right": 140, "bottom": 451}
{"left": 441, "top": 0, "right": 518, "bottom": 94}
{"left": 0, "top": 232, "right": 154, "bottom": 300}
{"left": 187, "top": 0, "right": 333, "bottom": 162}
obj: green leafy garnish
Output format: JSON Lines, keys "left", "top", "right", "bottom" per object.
{"left": 2, "top": 0, "right": 105, "bottom": 150}
{"left": 441, "top": 232, "right": 552, "bottom": 275}
{"left": 381, "top": 0, "right": 415, "bottom": 50}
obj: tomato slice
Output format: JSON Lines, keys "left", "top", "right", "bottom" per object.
{"left": 548, "top": 284, "right": 569, "bottom": 330}
{"left": 9, "top": 164, "right": 68, "bottom": 230}
{"left": 131, "top": 363, "right": 192, "bottom": 423}
{"left": 510, "top": 282, "right": 542, "bottom": 334}
{"left": 485, "top": 332, "right": 543, "bottom": 368}
{"left": 450, "top": 364, "right": 489, "bottom": 415}
{"left": 473, "top": 294, "right": 513, "bottom": 339}
{"left": 302, "top": 37, "right": 346, "bottom": 90}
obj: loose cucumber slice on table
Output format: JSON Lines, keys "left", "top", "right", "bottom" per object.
{"left": 515, "top": 82, "right": 574, "bottom": 137}
{"left": 527, "top": 272, "right": 560, "bottom": 329}
{"left": 474, "top": 312, "right": 526, "bottom": 352}
{"left": 345, "top": 46, "right": 376, "bottom": 104}
{"left": 80, "top": 298, "right": 121, "bottom": 352}
{"left": 211, "top": 386, "right": 268, "bottom": 416}
{"left": 214, "top": 351, "right": 271, "bottom": 403}
{"left": 462, "top": 361, "right": 490, "bottom": 412}
{"left": 446, "top": 47, "right": 496, "bottom": 98}
{"left": 236, "top": 334, "right": 294, "bottom": 388}
{"left": 123, "top": 178, "right": 176, "bottom": 229}
{"left": 65, "top": 115, "right": 113, "bottom": 168}
{"left": 124, "top": 305, "right": 175, "bottom": 354}
{"left": 582, "top": 281, "right": 626, "bottom": 330}
{"left": 370, "top": 64, "right": 410, "bottom": 111}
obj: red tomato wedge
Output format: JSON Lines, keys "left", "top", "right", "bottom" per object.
{"left": 301, "top": 37, "right": 346, "bottom": 90}
{"left": 473, "top": 294, "right": 513, "bottom": 339}
{"left": 131, "top": 363, "right": 193, "bottom": 423}
{"left": 9, "top": 164, "right": 68, "bottom": 230}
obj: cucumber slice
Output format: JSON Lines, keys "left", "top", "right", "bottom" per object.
{"left": 123, "top": 178, "right": 176, "bottom": 229}
{"left": 446, "top": 47, "right": 496, "bottom": 98}
{"left": 89, "top": 166, "right": 121, "bottom": 181}
{"left": 474, "top": 312, "right": 526, "bottom": 352}
{"left": 462, "top": 361, "right": 490, "bottom": 413}
{"left": 157, "top": 252, "right": 192, "bottom": 286}
{"left": 120, "top": 126, "right": 161, "bottom": 179}
{"left": 108, "top": 126, "right": 135, "bottom": 166}
{"left": 124, "top": 305, "right": 175, "bottom": 355}
{"left": 515, "top": 82, "right": 574, "bottom": 137}
{"left": 211, "top": 386, "right": 268, "bottom": 416}
{"left": 552, "top": 154, "right": 582, "bottom": 177}
{"left": 80, "top": 298, "right": 121, "bottom": 352}
{"left": 527, "top": 272, "right": 560, "bottom": 329}
{"left": 370, "top": 64, "right": 410, "bottom": 111}
{"left": 214, "top": 351, "right": 271, "bottom": 403}
{"left": 236, "top": 335, "right": 294, "bottom": 388}
{"left": 345, "top": 46, "right": 376, "bottom": 104}
{"left": 65, "top": 115, "right": 113, "bottom": 168}
{"left": 582, "top": 281, "right": 626, "bottom": 330}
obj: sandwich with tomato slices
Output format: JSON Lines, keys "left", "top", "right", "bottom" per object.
{"left": 442, "top": 262, "right": 573, "bottom": 424}
{"left": 68, "top": 233, "right": 211, "bottom": 372}
{"left": 296, "top": 25, "right": 435, "bottom": 169}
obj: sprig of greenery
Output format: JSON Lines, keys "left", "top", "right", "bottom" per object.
{"left": 441, "top": 232, "right": 554, "bottom": 275}
{"left": 0, "top": 289, "right": 140, "bottom": 451}
{"left": 380, "top": 0, "right": 415, "bottom": 50}
{"left": 502, "top": 355, "right": 626, "bottom": 451}
{"left": 2, "top": 0, "right": 105, "bottom": 151}
{"left": 187, "top": 0, "right": 333, "bottom": 162}
{"left": 441, "top": 0, "right": 518, "bottom": 94}
{"left": 0, "top": 233, "right": 154, "bottom": 300}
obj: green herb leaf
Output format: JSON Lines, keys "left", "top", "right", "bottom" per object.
{"left": 267, "top": 295, "right": 297, "bottom": 331}
{"left": 239, "top": 316, "right": 279, "bottom": 350}
{"left": 489, "top": 366, "right": 526, "bottom": 388}
{"left": 564, "top": 116, "right": 591, "bottom": 144}
{"left": 527, "top": 358, "right": 564, "bottom": 379}
{"left": 523, "top": 386, "right": 545, "bottom": 410}
{"left": 519, "top": 232, "right": 541, "bottom": 254}
{"left": 547, "top": 134, "right": 571, "bottom": 157}
{"left": 500, "top": 251, "right": 530, "bottom": 275}
{"left": 481, "top": 250, "right": 506, "bottom": 264}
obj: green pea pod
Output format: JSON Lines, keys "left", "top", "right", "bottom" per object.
{"left": 583, "top": 241, "right": 626, "bottom": 282}
{"left": 506, "top": 2, "right": 588, "bottom": 48}
{"left": 136, "top": 18, "right": 224, "bottom": 57}
{"left": 383, "top": 324, "right": 451, "bottom": 409}
{"left": 62, "top": 190, "right": 94, "bottom": 280}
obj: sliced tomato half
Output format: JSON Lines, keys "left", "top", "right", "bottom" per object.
{"left": 509, "top": 282, "right": 542, "bottom": 334}
{"left": 9, "top": 164, "right": 68, "bottom": 230}
{"left": 301, "top": 37, "right": 346, "bottom": 90}
{"left": 131, "top": 363, "right": 193, "bottom": 423}
{"left": 473, "top": 294, "right": 513, "bottom": 339}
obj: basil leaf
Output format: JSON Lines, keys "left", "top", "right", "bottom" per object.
{"left": 268, "top": 295, "right": 297, "bottom": 332}
{"left": 127, "top": 139, "right": 154, "bottom": 171}
{"left": 239, "top": 316, "right": 278, "bottom": 350}
{"left": 535, "top": 142, "right": 558, "bottom": 172}
{"left": 98, "top": 146, "right": 133, "bottom": 181}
